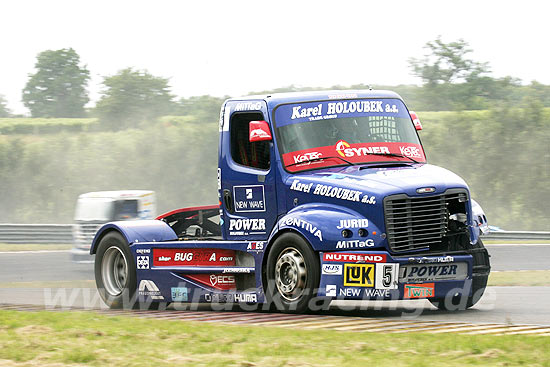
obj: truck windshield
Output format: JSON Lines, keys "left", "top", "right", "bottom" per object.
{"left": 274, "top": 98, "right": 426, "bottom": 172}
{"left": 74, "top": 198, "right": 114, "bottom": 221}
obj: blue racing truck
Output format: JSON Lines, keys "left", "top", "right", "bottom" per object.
{"left": 92, "top": 90, "right": 491, "bottom": 312}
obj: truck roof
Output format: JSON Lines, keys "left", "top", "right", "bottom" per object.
{"left": 77, "top": 190, "right": 154, "bottom": 199}
{"left": 226, "top": 89, "right": 403, "bottom": 108}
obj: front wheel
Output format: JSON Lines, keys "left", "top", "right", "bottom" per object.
{"left": 94, "top": 231, "right": 137, "bottom": 309}
{"left": 264, "top": 232, "right": 320, "bottom": 313}
{"left": 429, "top": 238, "right": 491, "bottom": 311}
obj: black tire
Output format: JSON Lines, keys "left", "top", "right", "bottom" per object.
{"left": 429, "top": 238, "right": 491, "bottom": 311}
{"left": 264, "top": 232, "right": 320, "bottom": 313}
{"left": 94, "top": 231, "right": 137, "bottom": 309}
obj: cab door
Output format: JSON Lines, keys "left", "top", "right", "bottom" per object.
{"left": 218, "top": 100, "right": 278, "bottom": 241}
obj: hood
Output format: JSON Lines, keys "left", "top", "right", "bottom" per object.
{"left": 286, "top": 163, "right": 468, "bottom": 200}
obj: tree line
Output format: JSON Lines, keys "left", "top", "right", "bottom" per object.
{"left": 0, "top": 38, "right": 548, "bottom": 230}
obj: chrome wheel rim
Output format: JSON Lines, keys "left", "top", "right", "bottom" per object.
{"left": 101, "top": 246, "right": 128, "bottom": 296}
{"left": 275, "top": 247, "right": 307, "bottom": 302}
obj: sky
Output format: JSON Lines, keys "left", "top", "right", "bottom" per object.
{"left": 1, "top": 0, "right": 549, "bottom": 115}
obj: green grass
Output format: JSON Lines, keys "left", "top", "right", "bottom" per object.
{"left": 488, "top": 270, "right": 550, "bottom": 287}
{"left": 0, "top": 310, "right": 548, "bottom": 366}
{"left": 0, "top": 244, "right": 72, "bottom": 252}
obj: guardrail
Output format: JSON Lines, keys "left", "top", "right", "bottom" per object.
{"left": 0, "top": 224, "right": 549, "bottom": 244}
{"left": 0, "top": 224, "right": 73, "bottom": 244}
{"left": 482, "top": 231, "right": 550, "bottom": 241}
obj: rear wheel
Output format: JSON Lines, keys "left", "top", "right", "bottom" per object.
{"left": 95, "top": 232, "right": 137, "bottom": 309}
{"left": 265, "top": 233, "right": 320, "bottom": 313}
{"left": 429, "top": 238, "right": 491, "bottom": 311}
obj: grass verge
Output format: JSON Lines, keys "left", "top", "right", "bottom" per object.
{"left": 483, "top": 240, "right": 550, "bottom": 244}
{"left": 0, "top": 310, "right": 548, "bottom": 367}
{"left": 0, "top": 244, "right": 72, "bottom": 252}
{"left": 488, "top": 270, "right": 550, "bottom": 286}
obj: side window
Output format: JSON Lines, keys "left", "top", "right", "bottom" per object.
{"left": 230, "top": 112, "right": 270, "bottom": 170}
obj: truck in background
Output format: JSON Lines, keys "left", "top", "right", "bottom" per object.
{"left": 72, "top": 190, "right": 155, "bottom": 262}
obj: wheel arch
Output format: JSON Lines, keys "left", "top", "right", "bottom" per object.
{"left": 90, "top": 220, "right": 178, "bottom": 255}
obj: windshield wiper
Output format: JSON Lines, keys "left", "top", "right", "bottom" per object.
{"left": 286, "top": 155, "right": 354, "bottom": 168}
{"left": 366, "top": 152, "right": 419, "bottom": 164}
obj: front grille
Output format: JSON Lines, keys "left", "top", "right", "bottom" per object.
{"left": 384, "top": 189, "right": 468, "bottom": 253}
{"left": 74, "top": 222, "right": 104, "bottom": 249}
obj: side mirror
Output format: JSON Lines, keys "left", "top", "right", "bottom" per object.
{"left": 249, "top": 120, "right": 272, "bottom": 142}
{"left": 410, "top": 111, "right": 423, "bottom": 131}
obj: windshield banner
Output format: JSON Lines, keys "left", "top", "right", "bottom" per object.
{"left": 275, "top": 99, "right": 409, "bottom": 127}
{"left": 283, "top": 141, "right": 426, "bottom": 171}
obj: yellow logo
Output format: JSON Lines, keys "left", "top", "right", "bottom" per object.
{"left": 344, "top": 264, "right": 374, "bottom": 287}
{"left": 335, "top": 140, "right": 351, "bottom": 158}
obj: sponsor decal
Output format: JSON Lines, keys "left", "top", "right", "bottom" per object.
{"left": 186, "top": 274, "right": 236, "bottom": 290}
{"left": 336, "top": 219, "right": 368, "bottom": 229}
{"left": 336, "top": 239, "right": 374, "bottom": 249}
{"left": 365, "top": 288, "right": 391, "bottom": 297}
{"left": 284, "top": 99, "right": 403, "bottom": 124}
{"left": 408, "top": 256, "right": 454, "bottom": 264}
{"left": 399, "top": 145, "right": 422, "bottom": 158}
{"left": 399, "top": 263, "right": 467, "bottom": 283}
{"left": 171, "top": 287, "right": 188, "bottom": 302}
{"left": 335, "top": 140, "right": 390, "bottom": 158}
{"left": 291, "top": 104, "right": 323, "bottom": 120}
{"left": 229, "top": 218, "right": 266, "bottom": 235}
{"left": 327, "top": 100, "right": 386, "bottom": 115}
{"left": 339, "top": 288, "right": 361, "bottom": 297}
{"left": 283, "top": 142, "right": 426, "bottom": 172}
{"left": 235, "top": 102, "right": 262, "bottom": 111}
{"left": 210, "top": 274, "right": 235, "bottom": 286}
{"left": 205, "top": 293, "right": 232, "bottom": 302}
{"left": 137, "top": 256, "right": 149, "bottom": 269}
{"left": 246, "top": 241, "right": 265, "bottom": 252}
{"left": 136, "top": 248, "right": 150, "bottom": 254}
{"left": 282, "top": 217, "right": 323, "bottom": 241}
{"left": 404, "top": 283, "right": 435, "bottom": 298}
{"left": 233, "top": 185, "right": 266, "bottom": 212}
{"left": 322, "top": 264, "right": 342, "bottom": 275}
{"left": 323, "top": 253, "right": 386, "bottom": 262}
{"left": 138, "top": 280, "right": 164, "bottom": 300}
{"left": 326, "top": 284, "right": 337, "bottom": 297}
{"left": 222, "top": 267, "right": 251, "bottom": 273}
{"left": 344, "top": 264, "right": 374, "bottom": 287}
{"left": 335, "top": 140, "right": 351, "bottom": 157}
{"left": 328, "top": 93, "right": 358, "bottom": 99}
{"left": 293, "top": 151, "right": 322, "bottom": 165}
{"left": 204, "top": 293, "right": 258, "bottom": 303}
{"left": 338, "top": 288, "right": 391, "bottom": 297}
{"left": 289, "top": 179, "right": 314, "bottom": 193}
{"left": 153, "top": 249, "right": 235, "bottom": 267}
{"left": 217, "top": 168, "right": 222, "bottom": 191}
{"left": 375, "top": 263, "right": 399, "bottom": 290}
{"left": 289, "top": 179, "right": 376, "bottom": 205}
{"left": 234, "top": 293, "right": 257, "bottom": 303}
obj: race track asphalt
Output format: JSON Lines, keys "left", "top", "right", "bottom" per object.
{"left": 0, "top": 244, "right": 549, "bottom": 325}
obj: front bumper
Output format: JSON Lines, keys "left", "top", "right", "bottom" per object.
{"left": 318, "top": 250, "right": 475, "bottom": 300}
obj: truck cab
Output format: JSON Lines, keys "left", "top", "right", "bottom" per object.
{"left": 91, "top": 90, "right": 490, "bottom": 312}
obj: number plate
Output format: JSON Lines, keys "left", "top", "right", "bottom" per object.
{"left": 343, "top": 263, "right": 399, "bottom": 289}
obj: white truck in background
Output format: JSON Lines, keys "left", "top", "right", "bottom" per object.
{"left": 71, "top": 190, "right": 156, "bottom": 262}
